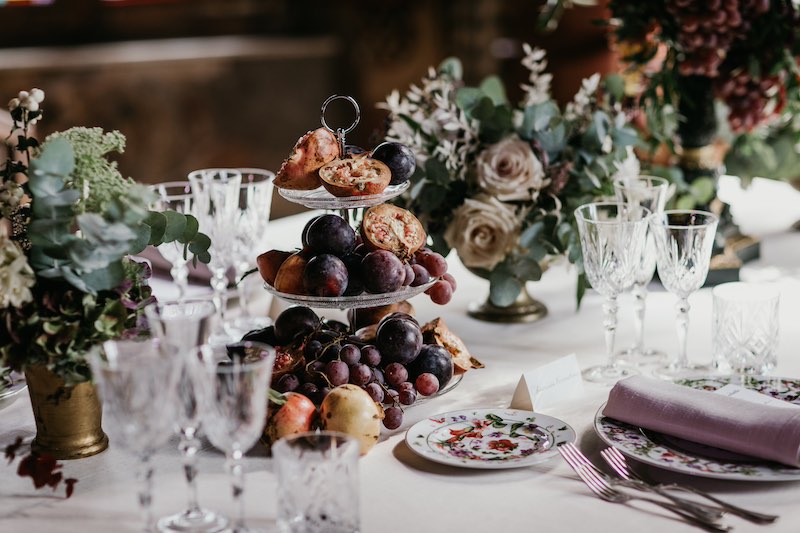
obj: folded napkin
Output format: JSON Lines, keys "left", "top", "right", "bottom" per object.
{"left": 604, "top": 375, "right": 800, "bottom": 467}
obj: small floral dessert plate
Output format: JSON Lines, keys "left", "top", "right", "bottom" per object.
{"left": 595, "top": 375, "right": 800, "bottom": 481}
{"left": 406, "top": 408, "right": 576, "bottom": 469}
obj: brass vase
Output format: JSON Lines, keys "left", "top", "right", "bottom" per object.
{"left": 24, "top": 365, "right": 109, "bottom": 460}
{"left": 467, "top": 283, "right": 548, "bottom": 324}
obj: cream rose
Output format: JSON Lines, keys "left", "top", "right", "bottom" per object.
{"left": 476, "top": 136, "right": 548, "bottom": 201}
{"left": 444, "top": 195, "right": 520, "bottom": 270}
{"left": 0, "top": 231, "right": 34, "bottom": 308}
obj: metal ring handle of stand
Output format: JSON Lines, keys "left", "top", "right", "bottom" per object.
{"left": 320, "top": 95, "right": 361, "bottom": 157}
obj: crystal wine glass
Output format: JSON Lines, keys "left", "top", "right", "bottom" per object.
{"left": 650, "top": 210, "right": 719, "bottom": 379}
{"left": 145, "top": 298, "right": 227, "bottom": 533}
{"left": 574, "top": 202, "right": 650, "bottom": 384}
{"left": 613, "top": 175, "right": 669, "bottom": 364}
{"left": 230, "top": 169, "right": 275, "bottom": 336}
{"left": 89, "top": 339, "right": 181, "bottom": 533}
{"left": 188, "top": 169, "right": 243, "bottom": 344}
{"left": 149, "top": 181, "right": 195, "bottom": 302}
{"left": 197, "top": 342, "right": 275, "bottom": 533}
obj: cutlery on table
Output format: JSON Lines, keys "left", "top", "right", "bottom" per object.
{"left": 558, "top": 443, "right": 730, "bottom": 532}
{"left": 601, "top": 446, "right": 778, "bottom": 525}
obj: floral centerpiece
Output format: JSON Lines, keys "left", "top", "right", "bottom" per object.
{"left": 380, "top": 46, "right": 639, "bottom": 314}
{"left": 0, "top": 89, "right": 211, "bottom": 458}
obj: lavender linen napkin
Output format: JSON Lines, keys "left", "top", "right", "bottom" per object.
{"left": 604, "top": 375, "right": 800, "bottom": 467}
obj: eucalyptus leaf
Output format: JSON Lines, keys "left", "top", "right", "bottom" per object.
{"left": 28, "top": 137, "right": 74, "bottom": 179}
{"left": 605, "top": 73, "right": 625, "bottom": 102}
{"left": 519, "top": 221, "right": 545, "bottom": 248}
{"left": 689, "top": 177, "right": 716, "bottom": 203}
{"left": 144, "top": 211, "right": 168, "bottom": 243}
{"left": 424, "top": 158, "right": 451, "bottom": 186}
{"left": 188, "top": 232, "right": 212, "bottom": 255}
{"left": 508, "top": 256, "right": 543, "bottom": 282}
{"left": 455, "top": 87, "right": 485, "bottom": 114}
{"left": 417, "top": 183, "right": 448, "bottom": 212}
{"left": 479, "top": 75, "right": 508, "bottom": 105}
{"left": 127, "top": 223, "right": 152, "bottom": 255}
{"left": 438, "top": 57, "right": 463, "bottom": 80}
{"left": 162, "top": 210, "right": 188, "bottom": 242}
{"left": 179, "top": 214, "right": 200, "bottom": 243}
{"left": 81, "top": 261, "right": 126, "bottom": 292}
{"left": 489, "top": 272, "right": 522, "bottom": 307}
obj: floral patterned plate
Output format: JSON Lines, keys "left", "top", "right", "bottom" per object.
{"left": 406, "top": 408, "right": 576, "bottom": 469}
{"left": 595, "top": 375, "right": 800, "bottom": 481}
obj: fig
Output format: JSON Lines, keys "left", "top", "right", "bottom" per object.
{"left": 371, "top": 142, "right": 416, "bottom": 185}
{"left": 347, "top": 301, "right": 415, "bottom": 330}
{"left": 422, "top": 317, "right": 482, "bottom": 374}
{"left": 319, "top": 384, "right": 384, "bottom": 455}
{"left": 273, "top": 252, "right": 308, "bottom": 294}
{"left": 256, "top": 249, "right": 293, "bottom": 286}
{"left": 274, "top": 128, "right": 340, "bottom": 190}
{"left": 407, "top": 344, "right": 454, "bottom": 387}
{"left": 274, "top": 306, "right": 320, "bottom": 345}
{"left": 265, "top": 392, "right": 318, "bottom": 445}
{"left": 302, "top": 254, "right": 349, "bottom": 297}
{"left": 304, "top": 214, "right": 355, "bottom": 256}
{"left": 241, "top": 325, "right": 278, "bottom": 346}
{"left": 361, "top": 204, "right": 426, "bottom": 259}
{"left": 318, "top": 154, "right": 391, "bottom": 197}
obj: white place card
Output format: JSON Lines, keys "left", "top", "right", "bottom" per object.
{"left": 510, "top": 353, "right": 585, "bottom": 411}
{"left": 714, "top": 383, "right": 800, "bottom": 409}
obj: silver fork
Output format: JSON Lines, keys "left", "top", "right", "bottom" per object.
{"left": 601, "top": 446, "right": 778, "bottom": 525}
{"left": 558, "top": 444, "right": 731, "bottom": 532}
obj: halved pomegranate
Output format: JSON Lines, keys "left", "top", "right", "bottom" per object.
{"left": 318, "top": 154, "right": 391, "bottom": 197}
{"left": 275, "top": 128, "right": 340, "bottom": 190}
{"left": 361, "top": 204, "right": 426, "bottom": 259}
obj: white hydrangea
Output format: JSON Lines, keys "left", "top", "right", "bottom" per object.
{"left": 0, "top": 229, "right": 35, "bottom": 308}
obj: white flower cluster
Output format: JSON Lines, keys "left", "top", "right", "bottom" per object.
{"left": 0, "top": 228, "right": 34, "bottom": 308}
{"left": 520, "top": 44, "right": 553, "bottom": 106}
{"left": 564, "top": 73, "right": 600, "bottom": 121}
{"left": 8, "top": 88, "right": 45, "bottom": 123}
{"left": 379, "top": 68, "right": 479, "bottom": 180}
{"left": 0, "top": 181, "right": 24, "bottom": 217}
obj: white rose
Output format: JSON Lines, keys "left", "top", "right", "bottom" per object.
{"left": 0, "top": 232, "right": 35, "bottom": 308}
{"left": 444, "top": 195, "right": 520, "bottom": 270}
{"left": 476, "top": 136, "right": 549, "bottom": 201}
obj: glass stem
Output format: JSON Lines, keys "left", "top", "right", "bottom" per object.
{"left": 602, "top": 294, "right": 619, "bottom": 368}
{"left": 180, "top": 430, "right": 201, "bottom": 514}
{"left": 211, "top": 269, "right": 229, "bottom": 327}
{"left": 235, "top": 265, "right": 251, "bottom": 320}
{"left": 171, "top": 260, "right": 189, "bottom": 303}
{"left": 675, "top": 297, "right": 691, "bottom": 369}
{"left": 631, "top": 282, "right": 647, "bottom": 352}
{"left": 137, "top": 454, "right": 155, "bottom": 532}
{"left": 227, "top": 449, "right": 246, "bottom": 533}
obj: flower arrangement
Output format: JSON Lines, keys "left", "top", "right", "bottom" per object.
{"left": 380, "top": 46, "right": 639, "bottom": 305}
{"left": 0, "top": 89, "right": 212, "bottom": 384}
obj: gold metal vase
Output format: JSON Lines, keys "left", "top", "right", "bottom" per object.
{"left": 467, "top": 283, "right": 548, "bottom": 324}
{"left": 24, "top": 365, "right": 109, "bottom": 460}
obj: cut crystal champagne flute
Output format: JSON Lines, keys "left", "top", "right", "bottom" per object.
{"left": 198, "top": 342, "right": 275, "bottom": 533}
{"left": 89, "top": 339, "right": 181, "bottom": 533}
{"left": 231, "top": 169, "right": 274, "bottom": 336}
{"left": 613, "top": 176, "right": 669, "bottom": 364}
{"left": 149, "top": 181, "right": 195, "bottom": 302}
{"left": 188, "top": 169, "right": 243, "bottom": 344}
{"left": 145, "top": 298, "right": 227, "bottom": 533}
{"left": 650, "top": 210, "right": 719, "bottom": 379}
{"left": 574, "top": 202, "right": 650, "bottom": 384}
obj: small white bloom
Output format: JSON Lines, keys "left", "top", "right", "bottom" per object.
{"left": 30, "top": 88, "right": 45, "bottom": 103}
{"left": 444, "top": 195, "right": 521, "bottom": 270}
{"left": 476, "top": 136, "right": 549, "bottom": 201}
{"left": 611, "top": 146, "right": 641, "bottom": 184}
{"left": 8, "top": 98, "right": 19, "bottom": 111}
{"left": 0, "top": 230, "right": 35, "bottom": 309}
{"left": 17, "top": 90, "right": 29, "bottom": 100}
{"left": 520, "top": 43, "right": 552, "bottom": 106}
{"left": 601, "top": 134, "right": 613, "bottom": 154}
{"left": 25, "top": 99, "right": 39, "bottom": 112}
{"left": 565, "top": 73, "right": 601, "bottom": 120}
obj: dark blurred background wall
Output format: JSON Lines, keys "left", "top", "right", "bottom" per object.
{"left": 0, "top": 0, "right": 615, "bottom": 218}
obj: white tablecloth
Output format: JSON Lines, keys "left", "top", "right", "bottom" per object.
{"left": 2, "top": 184, "right": 800, "bottom": 533}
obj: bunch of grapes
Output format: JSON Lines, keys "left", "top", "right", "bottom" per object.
{"left": 715, "top": 71, "right": 784, "bottom": 132}
{"left": 258, "top": 307, "right": 455, "bottom": 431}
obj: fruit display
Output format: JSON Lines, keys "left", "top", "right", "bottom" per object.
{"left": 257, "top": 305, "right": 480, "bottom": 447}
{"left": 257, "top": 210, "right": 457, "bottom": 306}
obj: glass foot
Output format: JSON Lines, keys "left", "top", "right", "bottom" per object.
{"left": 582, "top": 363, "right": 639, "bottom": 385}
{"left": 615, "top": 346, "right": 667, "bottom": 365}
{"left": 157, "top": 508, "right": 228, "bottom": 533}
{"left": 650, "top": 362, "right": 711, "bottom": 381}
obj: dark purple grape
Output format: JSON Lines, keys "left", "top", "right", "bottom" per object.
{"left": 274, "top": 307, "right": 320, "bottom": 344}
{"left": 371, "top": 142, "right": 416, "bottom": 186}
{"left": 384, "top": 388, "right": 399, "bottom": 405}
{"left": 323, "top": 319, "right": 349, "bottom": 334}
{"left": 442, "top": 272, "right": 457, "bottom": 291}
{"left": 398, "top": 388, "right": 416, "bottom": 406}
{"left": 303, "top": 254, "right": 348, "bottom": 297}
{"left": 304, "top": 339, "right": 324, "bottom": 359}
{"left": 319, "top": 386, "right": 332, "bottom": 400}
{"left": 342, "top": 253, "right": 366, "bottom": 296}
{"left": 304, "top": 360, "right": 326, "bottom": 385}
{"left": 325, "top": 360, "right": 349, "bottom": 386}
{"left": 304, "top": 214, "right": 355, "bottom": 256}
{"left": 339, "top": 344, "right": 361, "bottom": 365}
{"left": 398, "top": 381, "right": 415, "bottom": 393}
{"left": 372, "top": 367, "right": 385, "bottom": 385}
{"left": 427, "top": 280, "right": 453, "bottom": 305}
{"left": 402, "top": 263, "right": 415, "bottom": 286}
{"left": 410, "top": 264, "right": 431, "bottom": 287}
{"left": 417, "top": 250, "right": 448, "bottom": 277}
{"left": 415, "top": 373, "right": 440, "bottom": 396}
{"left": 321, "top": 343, "right": 341, "bottom": 362}
{"left": 361, "top": 345, "right": 381, "bottom": 367}
{"left": 275, "top": 373, "right": 300, "bottom": 393}
{"left": 384, "top": 362, "right": 408, "bottom": 387}
{"left": 383, "top": 406, "right": 404, "bottom": 429}
{"left": 299, "top": 382, "right": 319, "bottom": 402}
{"left": 361, "top": 250, "right": 405, "bottom": 294}
{"left": 364, "top": 382, "right": 385, "bottom": 403}
{"left": 408, "top": 345, "right": 453, "bottom": 387}
{"left": 350, "top": 363, "right": 372, "bottom": 386}
{"left": 376, "top": 317, "right": 422, "bottom": 365}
